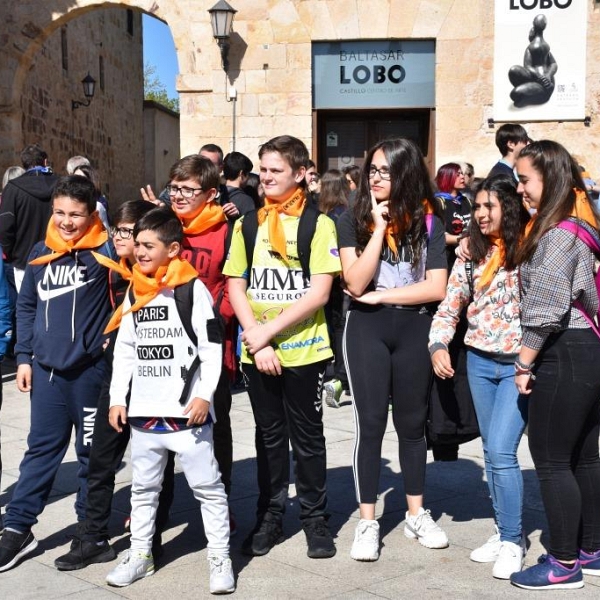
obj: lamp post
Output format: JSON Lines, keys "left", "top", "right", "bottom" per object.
{"left": 208, "top": 0, "right": 237, "bottom": 73}
{"left": 72, "top": 73, "right": 96, "bottom": 110}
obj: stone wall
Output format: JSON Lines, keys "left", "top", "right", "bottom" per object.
{"left": 2, "top": 0, "right": 600, "bottom": 183}
{"left": 143, "top": 100, "right": 180, "bottom": 192}
{"left": 0, "top": 4, "right": 143, "bottom": 207}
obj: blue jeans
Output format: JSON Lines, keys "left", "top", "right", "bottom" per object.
{"left": 467, "top": 350, "right": 528, "bottom": 544}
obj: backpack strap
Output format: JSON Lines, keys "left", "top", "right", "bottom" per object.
{"left": 297, "top": 204, "right": 321, "bottom": 285}
{"left": 463, "top": 260, "right": 475, "bottom": 301}
{"left": 174, "top": 279, "right": 198, "bottom": 347}
{"left": 556, "top": 220, "right": 600, "bottom": 255}
{"left": 241, "top": 205, "right": 321, "bottom": 285}
{"left": 241, "top": 210, "right": 259, "bottom": 277}
{"left": 425, "top": 213, "right": 433, "bottom": 239}
{"left": 220, "top": 219, "right": 235, "bottom": 271}
{"left": 556, "top": 219, "right": 600, "bottom": 337}
{"left": 174, "top": 279, "right": 201, "bottom": 405}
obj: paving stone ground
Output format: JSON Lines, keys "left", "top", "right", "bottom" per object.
{"left": 1, "top": 373, "right": 599, "bottom": 599}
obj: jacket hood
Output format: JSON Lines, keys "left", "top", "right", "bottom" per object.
{"left": 8, "top": 171, "right": 58, "bottom": 201}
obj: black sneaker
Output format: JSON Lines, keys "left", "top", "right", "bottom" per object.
{"left": 242, "top": 513, "right": 284, "bottom": 556}
{"left": 303, "top": 517, "right": 336, "bottom": 559}
{"left": 54, "top": 536, "right": 116, "bottom": 571}
{"left": 0, "top": 530, "right": 38, "bottom": 572}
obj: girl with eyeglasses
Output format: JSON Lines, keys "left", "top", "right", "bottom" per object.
{"left": 336, "top": 138, "right": 449, "bottom": 561}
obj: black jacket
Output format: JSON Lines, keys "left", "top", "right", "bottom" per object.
{"left": 0, "top": 170, "right": 58, "bottom": 268}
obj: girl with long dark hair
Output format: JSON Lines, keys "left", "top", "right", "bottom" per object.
{"left": 510, "top": 140, "right": 600, "bottom": 590}
{"left": 430, "top": 175, "right": 530, "bottom": 580}
{"left": 337, "top": 138, "right": 449, "bottom": 561}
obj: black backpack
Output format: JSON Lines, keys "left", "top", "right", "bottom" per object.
{"left": 240, "top": 204, "right": 322, "bottom": 285}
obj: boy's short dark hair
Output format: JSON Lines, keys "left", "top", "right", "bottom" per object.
{"left": 199, "top": 143, "right": 224, "bottom": 160}
{"left": 223, "top": 152, "right": 253, "bottom": 181}
{"left": 52, "top": 175, "right": 97, "bottom": 214}
{"left": 134, "top": 207, "right": 183, "bottom": 246}
{"left": 259, "top": 135, "right": 309, "bottom": 173}
{"left": 495, "top": 124, "right": 530, "bottom": 156}
{"left": 21, "top": 144, "right": 48, "bottom": 170}
{"left": 169, "top": 155, "right": 220, "bottom": 192}
{"left": 114, "top": 200, "right": 155, "bottom": 225}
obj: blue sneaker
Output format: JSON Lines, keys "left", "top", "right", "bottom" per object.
{"left": 510, "top": 554, "right": 583, "bottom": 590}
{"left": 580, "top": 548, "right": 600, "bottom": 576}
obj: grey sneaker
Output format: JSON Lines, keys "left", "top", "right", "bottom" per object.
{"left": 106, "top": 549, "right": 154, "bottom": 587}
{"left": 323, "top": 379, "right": 343, "bottom": 408}
{"left": 208, "top": 554, "right": 235, "bottom": 594}
{"left": 404, "top": 508, "right": 449, "bottom": 549}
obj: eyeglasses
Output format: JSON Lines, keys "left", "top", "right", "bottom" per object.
{"left": 165, "top": 184, "right": 203, "bottom": 199}
{"left": 368, "top": 166, "right": 391, "bottom": 180}
{"left": 110, "top": 226, "right": 134, "bottom": 239}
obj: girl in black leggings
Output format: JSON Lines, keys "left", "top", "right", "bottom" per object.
{"left": 511, "top": 140, "right": 600, "bottom": 591}
{"left": 336, "top": 138, "right": 449, "bottom": 561}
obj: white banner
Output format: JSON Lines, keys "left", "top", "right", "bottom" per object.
{"left": 493, "top": 1, "right": 587, "bottom": 121}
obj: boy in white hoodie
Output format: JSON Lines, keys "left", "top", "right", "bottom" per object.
{"left": 106, "top": 208, "right": 234, "bottom": 594}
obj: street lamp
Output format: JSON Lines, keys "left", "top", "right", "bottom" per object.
{"left": 72, "top": 73, "right": 96, "bottom": 110}
{"left": 208, "top": 0, "right": 237, "bottom": 73}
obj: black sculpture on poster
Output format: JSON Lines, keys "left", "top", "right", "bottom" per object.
{"left": 508, "top": 14, "right": 557, "bottom": 108}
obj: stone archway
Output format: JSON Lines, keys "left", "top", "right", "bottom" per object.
{"left": 0, "top": 0, "right": 192, "bottom": 201}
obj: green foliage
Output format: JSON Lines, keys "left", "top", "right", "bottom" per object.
{"left": 144, "top": 62, "right": 179, "bottom": 113}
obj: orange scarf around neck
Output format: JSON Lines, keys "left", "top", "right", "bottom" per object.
{"left": 477, "top": 236, "right": 506, "bottom": 291}
{"left": 91, "top": 254, "right": 132, "bottom": 281}
{"left": 369, "top": 200, "right": 435, "bottom": 257}
{"left": 181, "top": 200, "right": 226, "bottom": 236}
{"left": 524, "top": 188, "right": 598, "bottom": 238}
{"left": 103, "top": 256, "right": 198, "bottom": 333}
{"left": 257, "top": 187, "right": 306, "bottom": 262}
{"left": 30, "top": 213, "right": 108, "bottom": 265}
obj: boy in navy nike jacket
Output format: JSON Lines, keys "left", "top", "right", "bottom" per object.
{"left": 0, "top": 175, "right": 115, "bottom": 573}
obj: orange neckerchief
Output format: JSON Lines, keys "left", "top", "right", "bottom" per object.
{"left": 103, "top": 256, "right": 198, "bottom": 333}
{"left": 570, "top": 187, "right": 598, "bottom": 228}
{"left": 91, "top": 255, "right": 132, "bottom": 332}
{"left": 181, "top": 200, "right": 226, "bottom": 236}
{"left": 524, "top": 188, "right": 598, "bottom": 238}
{"left": 91, "top": 254, "right": 132, "bottom": 281}
{"left": 257, "top": 187, "right": 306, "bottom": 262}
{"left": 477, "top": 236, "right": 506, "bottom": 290}
{"left": 369, "top": 200, "right": 435, "bottom": 257}
{"left": 30, "top": 213, "right": 108, "bottom": 265}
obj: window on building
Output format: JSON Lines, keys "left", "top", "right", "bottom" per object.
{"left": 127, "top": 9, "right": 134, "bottom": 36}
{"left": 99, "top": 56, "right": 105, "bottom": 91}
{"left": 61, "top": 27, "right": 68, "bottom": 72}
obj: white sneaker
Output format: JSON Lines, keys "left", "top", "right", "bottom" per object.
{"left": 106, "top": 549, "right": 154, "bottom": 587}
{"left": 404, "top": 508, "right": 449, "bottom": 549}
{"left": 208, "top": 554, "right": 235, "bottom": 594}
{"left": 492, "top": 540, "right": 525, "bottom": 579}
{"left": 470, "top": 526, "right": 501, "bottom": 563}
{"left": 350, "top": 519, "right": 380, "bottom": 561}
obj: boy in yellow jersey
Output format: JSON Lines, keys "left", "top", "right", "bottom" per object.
{"left": 224, "top": 135, "right": 340, "bottom": 559}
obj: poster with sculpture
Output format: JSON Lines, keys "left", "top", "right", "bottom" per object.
{"left": 493, "top": 2, "right": 587, "bottom": 121}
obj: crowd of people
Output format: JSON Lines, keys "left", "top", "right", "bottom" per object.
{"left": 0, "top": 125, "right": 598, "bottom": 594}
